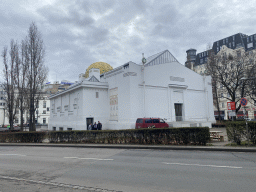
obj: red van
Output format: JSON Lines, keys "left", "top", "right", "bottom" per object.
{"left": 135, "top": 118, "right": 169, "bottom": 129}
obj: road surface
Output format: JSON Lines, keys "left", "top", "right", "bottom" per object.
{"left": 0, "top": 146, "right": 255, "bottom": 192}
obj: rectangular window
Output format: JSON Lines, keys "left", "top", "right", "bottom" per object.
{"left": 59, "top": 127, "right": 63, "bottom": 131}
{"left": 43, "top": 101, "right": 46, "bottom": 108}
{"left": 232, "top": 42, "right": 235, "bottom": 47}
{"left": 47, "top": 107, "right": 49, "bottom": 111}
{"left": 229, "top": 42, "right": 231, "bottom": 47}
{"left": 43, "top": 118, "right": 46, "bottom": 124}
{"left": 217, "top": 41, "right": 219, "bottom": 46}
{"left": 222, "top": 103, "right": 224, "bottom": 108}
{"left": 200, "top": 59, "right": 203, "bottom": 64}
{"left": 226, "top": 38, "right": 228, "bottom": 43}
{"left": 223, "top": 39, "right": 225, "bottom": 44}
{"left": 96, "top": 92, "right": 99, "bottom": 98}
{"left": 217, "top": 47, "right": 219, "bottom": 52}
{"left": 67, "top": 128, "right": 72, "bottom": 131}
{"left": 53, "top": 127, "right": 56, "bottom": 131}
{"left": 43, "top": 110, "right": 46, "bottom": 114}
{"left": 233, "top": 36, "right": 235, "bottom": 41}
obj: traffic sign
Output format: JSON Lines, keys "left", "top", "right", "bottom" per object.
{"left": 240, "top": 98, "right": 248, "bottom": 106}
{"left": 227, "top": 102, "right": 236, "bottom": 110}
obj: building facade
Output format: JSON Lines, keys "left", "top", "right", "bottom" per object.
{"left": 186, "top": 33, "right": 256, "bottom": 120}
{"left": 49, "top": 50, "right": 215, "bottom": 131}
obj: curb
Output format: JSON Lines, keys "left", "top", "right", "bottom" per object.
{"left": 1, "top": 143, "right": 256, "bottom": 152}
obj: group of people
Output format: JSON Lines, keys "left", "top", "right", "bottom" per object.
{"left": 88, "top": 121, "right": 102, "bottom": 131}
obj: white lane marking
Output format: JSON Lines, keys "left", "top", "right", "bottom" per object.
{"left": 78, "top": 158, "right": 113, "bottom": 161}
{"left": 63, "top": 157, "right": 78, "bottom": 159}
{"left": 163, "top": 162, "right": 242, "bottom": 169}
{"left": 0, "top": 154, "right": 26, "bottom": 156}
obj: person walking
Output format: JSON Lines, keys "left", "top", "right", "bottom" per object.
{"left": 93, "top": 122, "right": 97, "bottom": 130}
{"left": 88, "top": 123, "right": 92, "bottom": 130}
{"left": 97, "top": 121, "right": 102, "bottom": 130}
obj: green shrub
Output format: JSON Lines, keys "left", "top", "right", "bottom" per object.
{"left": 48, "top": 127, "right": 210, "bottom": 146}
{"left": 0, "top": 132, "right": 47, "bottom": 143}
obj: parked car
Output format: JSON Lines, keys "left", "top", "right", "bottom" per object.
{"left": 135, "top": 118, "right": 169, "bottom": 129}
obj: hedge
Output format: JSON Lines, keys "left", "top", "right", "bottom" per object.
{"left": 48, "top": 127, "right": 210, "bottom": 145}
{"left": 0, "top": 127, "right": 210, "bottom": 145}
{"left": 226, "top": 121, "right": 256, "bottom": 145}
{"left": 0, "top": 132, "right": 47, "bottom": 143}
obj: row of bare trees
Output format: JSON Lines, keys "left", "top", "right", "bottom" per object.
{"left": 206, "top": 48, "right": 256, "bottom": 120}
{"left": 2, "top": 22, "right": 48, "bottom": 131}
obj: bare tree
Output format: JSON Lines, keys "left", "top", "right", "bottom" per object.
{"left": 14, "top": 40, "right": 29, "bottom": 131}
{"left": 24, "top": 22, "right": 48, "bottom": 131}
{"left": 2, "top": 40, "right": 19, "bottom": 130}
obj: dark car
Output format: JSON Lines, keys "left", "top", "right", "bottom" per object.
{"left": 135, "top": 118, "right": 169, "bottom": 129}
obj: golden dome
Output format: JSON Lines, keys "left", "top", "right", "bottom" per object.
{"left": 85, "top": 62, "right": 113, "bottom": 78}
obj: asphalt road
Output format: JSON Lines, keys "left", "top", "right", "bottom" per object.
{"left": 0, "top": 146, "right": 255, "bottom": 192}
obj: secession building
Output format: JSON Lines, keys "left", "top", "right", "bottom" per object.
{"left": 48, "top": 50, "right": 215, "bottom": 131}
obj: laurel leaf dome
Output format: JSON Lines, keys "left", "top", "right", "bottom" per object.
{"left": 85, "top": 62, "right": 113, "bottom": 78}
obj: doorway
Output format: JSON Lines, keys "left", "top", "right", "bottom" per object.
{"left": 174, "top": 103, "right": 183, "bottom": 121}
{"left": 86, "top": 118, "right": 94, "bottom": 130}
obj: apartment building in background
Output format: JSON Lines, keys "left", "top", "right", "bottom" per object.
{"left": 186, "top": 33, "right": 256, "bottom": 120}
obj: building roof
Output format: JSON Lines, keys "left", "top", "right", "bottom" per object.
{"left": 141, "top": 50, "right": 179, "bottom": 67}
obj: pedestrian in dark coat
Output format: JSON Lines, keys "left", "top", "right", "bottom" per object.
{"left": 97, "top": 121, "right": 102, "bottom": 130}
{"left": 93, "top": 122, "right": 97, "bottom": 130}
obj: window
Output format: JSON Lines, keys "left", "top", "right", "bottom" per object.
{"left": 96, "top": 92, "right": 99, "bottom": 98}
{"left": 232, "top": 42, "right": 235, "bottom": 47}
{"left": 247, "top": 37, "right": 249, "bottom": 42}
{"left": 47, "top": 107, "right": 49, "bottom": 111}
{"left": 200, "top": 59, "right": 203, "bottom": 64}
{"left": 217, "top": 47, "right": 219, "bottom": 52}
{"left": 233, "top": 35, "right": 235, "bottom": 41}
{"left": 59, "top": 127, "right": 63, "bottom": 131}
{"left": 237, "top": 50, "right": 241, "bottom": 57}
{"left": 223, "top": 39, "right": 225, "bottom": 44}
{"left": 43, "top": 110, "right": 46, "bottom": 114}
{"left": 229, "top": 42, "right": 231, "bottom": 47}
{"left": 53, "top": 127, "right": 56, "bottom": 131}
{"left": 15, "top": 118, "right": 19, "bottom": 123}
{"left": 3, "top": 103, "right": 5, "bottom": 106}
{"left": 43, "top": 118, "right": 46, "bottom": 124}
{"left": 145, "top": 119, "right": 152, "bottom": 123}
{"left": 217, "top": 41, "right": 219, "bottom": 46}
{"left": 67, "top": 128, "right": 72, "bottom": 131}
{"left": 226, "top": 38, "right": 228, "bottom": 43}
{"left": 222, "top": 103, "right": 224, "bottom": 108}
{"left": 153, "top": 119, "right": 159, "bottom": 123}
{"left": 16, "top": 110, "right": 19, "bottom": 114}
{"left": 205, "top": 57, "right": 208, "bottom": 62}
{"left": 136, "top": 119, "right": 143, "bottom": 123}
{"left": 221, "top": 93, "right": 223, "bottom": 98}
{"left": 43, "top": 101, "right": 46, "bottom": 108}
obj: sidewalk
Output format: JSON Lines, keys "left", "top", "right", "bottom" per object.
{"left": 0, "top": 143, "right": 256, "bottom": 152}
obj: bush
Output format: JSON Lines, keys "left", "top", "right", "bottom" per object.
{"left": 48, "top": 127, "right": 210, "bottom": 145}
{"left": 226, "top": 121, "right": 256, "bottom": 145}
{"left": 0, "top": 132, "right": 47, "bottom": 143}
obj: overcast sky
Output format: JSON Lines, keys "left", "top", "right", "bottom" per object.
{"left": 1, "top": 0, "right": 255, "bottom": 82}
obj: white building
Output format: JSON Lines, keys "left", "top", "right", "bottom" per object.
{"left": 49, "top": 50, "right": 215, "bottom": 131}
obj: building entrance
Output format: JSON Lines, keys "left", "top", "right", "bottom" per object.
{"left": 86, "top": 118, "right": 94, "bottom": 130}
{"left": 174, "top": 103, "right": 183, "bottom": 121}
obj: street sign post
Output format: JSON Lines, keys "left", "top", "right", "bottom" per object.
{"left": 240, "top": 98, "right": 248, "bottom": 106}
{"left": 227, "top": 102, "right": 236, "bottom": 110}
